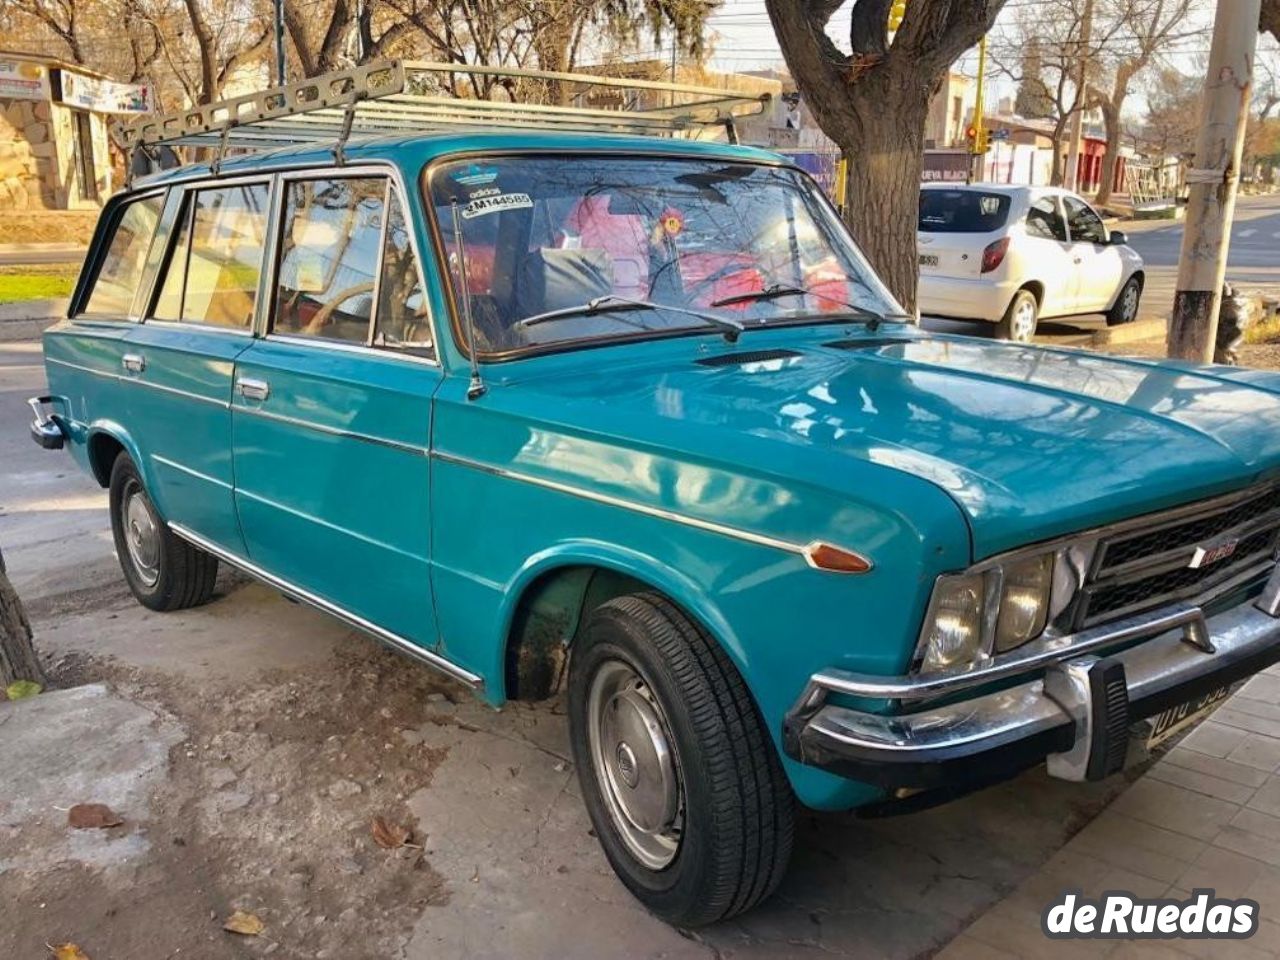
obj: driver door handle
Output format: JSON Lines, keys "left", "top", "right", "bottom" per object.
{"left": 122, "top": 353, "right": 145, "bottom": 374}
{"left": 236, "top": 377, "right": 270, "bottom": 401}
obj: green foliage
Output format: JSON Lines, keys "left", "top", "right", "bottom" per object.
{"left": 0, "top": 266, "right": 79, "bottom": 305}
{"left": 4, "top": 680, "right": 42, "bottom": 701}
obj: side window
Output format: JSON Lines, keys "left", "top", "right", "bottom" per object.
{"left": 81, "top": 194, "right": 165, "bottom": 317}
{"left": 373, "top": 188, "right": 434, "bottom": 357}
{"left": 153, "top": 183, "right": 269, "bottom": 329}
{"left": 274, "top": 178, "right": 385, "bottom": 344}
{"left": 1064, "top": 197, "right": 1107, "bottom": 245}
{"left": 1025, "top": 197, "right": 1068, "bottom": 242}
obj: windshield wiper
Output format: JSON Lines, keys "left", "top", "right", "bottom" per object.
{"left": 711, "top": 283, "right": 912, "bottom": 332}
{"left": 517, "top": 295, "right": 745, "bottom": 343}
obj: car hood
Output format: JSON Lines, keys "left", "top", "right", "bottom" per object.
{"left": 506, "top": 329, "right": 1280, "bottom": 559}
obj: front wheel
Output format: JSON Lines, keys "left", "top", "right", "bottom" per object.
{"left": 1107, "top": 276, "right": 1142, "bottom": 327}
{"left": 568, "top": 593, "right": 795, "bottom": 927}
{"left": 997, "top": 289, "right": 1040, "bottom": 343}
{"left": 109, "top": 452, "right": 218, "bottom": 611}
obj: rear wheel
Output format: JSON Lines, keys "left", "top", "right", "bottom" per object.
{"left": 568, "top": 593, "right": 795, "bottom": 927}
{"left": 997, "top": 289, "right": 1039, "bottom": 343}
{"left": 109, "top": 452, "right": 218, "bottom": 611}
{"left": 1107, "top": 276, "right": 1142, "bottom": 327}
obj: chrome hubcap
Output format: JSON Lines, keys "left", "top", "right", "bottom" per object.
{"left": 587, "top": 660, "right": 683, "bottom": 869}
{"left": 122, "top": 481, "right": 160, "bottom": 587}
{"left": 1012, "top": 300, "right": 1037, "bottom": 342}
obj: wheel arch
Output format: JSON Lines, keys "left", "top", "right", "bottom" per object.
{"left": 1018, "top": 280, "right": 1045, "bottom": 306}
{"left": 86, "top": 422, "right": 146, "bottom": 490}
{"left": 498, "top": 542, "right": 744, "bottom": 705}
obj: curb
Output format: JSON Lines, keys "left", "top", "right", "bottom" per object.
{"left": 1090, "top": 317, "right": 1166, "bottom": 347}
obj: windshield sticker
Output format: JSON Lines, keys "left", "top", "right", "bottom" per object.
{"left": 660, "top": 207, "right": 686, "bottom": 236}
{"left": 452, "top": 164, "right": 499, "bottom": 188}
{"left": 462, "top": 192, "right": 533, "bottom": 219}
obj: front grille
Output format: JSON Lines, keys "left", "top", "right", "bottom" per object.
{"left": 1073, "top": 485, "right": 1280, "bottom": 629}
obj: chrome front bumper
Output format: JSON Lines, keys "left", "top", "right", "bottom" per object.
{"left": 784, "top": 572, "right": 1280, "bottom": 791}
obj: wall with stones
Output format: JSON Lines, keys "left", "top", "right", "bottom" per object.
{"left": 0, "top": 95, "right": 60, "bottom": 210}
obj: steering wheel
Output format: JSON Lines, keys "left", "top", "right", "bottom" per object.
{"left": 305, "top": 281, "right": 376, "bottom": 335}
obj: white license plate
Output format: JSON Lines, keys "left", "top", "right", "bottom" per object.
{"left": 1146, "top": 686, "right": 1231, "bottom": 750}
{"left": 919, "top": 254, "right": 940, "bottom": 268}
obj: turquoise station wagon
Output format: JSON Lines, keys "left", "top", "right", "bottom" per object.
{"left": 27, "top": 65, "right": 1280, "bottom": 925}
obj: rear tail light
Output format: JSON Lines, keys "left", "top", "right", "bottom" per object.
{"left": 981, "top": 237, "right": 1010, "bottom": 274}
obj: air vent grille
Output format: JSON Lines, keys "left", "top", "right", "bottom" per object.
{"left": 696, "top": 349, "right": 801, "bottom": 368}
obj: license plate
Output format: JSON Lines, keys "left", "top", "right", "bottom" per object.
{"left": 919, "top": 254, "right": 940, "bottom": 268}
{"left": 1146, "top": 686, "right": 1231, "bottom": 750}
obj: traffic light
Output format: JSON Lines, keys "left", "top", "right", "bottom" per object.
{"left": 888, "top": 0, "right": 908, "bottom": 32}
{"left": 966, "top": 125, "right": 991, "bottom": 154}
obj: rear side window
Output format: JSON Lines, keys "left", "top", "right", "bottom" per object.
{"left": 1025, "top": 197, "right": 1068, "bottom": 242}
{"left": 274, "top": 177, "right": 385, "bottom": 345}
{"left": 82, "top": 194, "right": 164, "bottom": 317}
{"left": 153, "top": 183, "right": 269, "bottom": 329}
{"left": 918, "top": 190, "right": 1011, "bottom": 233}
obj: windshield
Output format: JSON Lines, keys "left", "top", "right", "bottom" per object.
{"left": 427, "top": 156, "right": 901, "bottom": 356}
{"left": 918, "top": 190, "right": 1012, "bottom": 233}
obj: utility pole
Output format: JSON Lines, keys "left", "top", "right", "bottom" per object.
{"left": 1167, "top": 0, "right": 1260, "bottom": 362}
{"left": 274, "top": 0, "right": 286, "bottom": 86}
{"left": 969, "top": 33, "right": 988, "bottom": 185}
{"left": 1064, "top": 0, "right": 1094, "bottom": 192}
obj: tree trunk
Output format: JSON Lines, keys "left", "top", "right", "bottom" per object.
{"left": 1095, "top": 99, "right": 1122, "bottom": 206}
{"left": 0, "top": 566, "right": 47, "bottom": 690}
{"left": 1049, "top": 114, "right": 1069, "bottom": 185}
{"left": 837, "top": 86, "right": 931, "bottom": 311}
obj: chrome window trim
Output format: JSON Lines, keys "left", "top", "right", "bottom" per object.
{"left": 46, "top": 355, "right": 232, "bottom": 408}
{"left": 168, "top": 521, "right": 483, "bottom": 690}
{"left": 260, "top": 331, "right": 439, "bottom": 368}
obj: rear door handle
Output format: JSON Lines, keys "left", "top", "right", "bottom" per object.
{"left": 122, "top": 353, "right": 145, "bottom": 374}
{"left": 236, "top": 377, "right": 270, "bottom": 401}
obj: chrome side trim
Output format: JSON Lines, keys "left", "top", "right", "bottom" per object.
{"left": 46, "top": 356, "right": 113, "bottom": 379}
{"left": 233, "top": 403, "right": 428, "bottom": 456}
{"left": 45, "top": 356, "right": 232, "bottom": 409}
{"left": 432, "top": 450, "right": 869, "bottom": 567}
{"left": 151, "top": 454, "right": 231, "bottom": 489}
{"left": 168, "top": 522, "right": 483, "bottom": 690}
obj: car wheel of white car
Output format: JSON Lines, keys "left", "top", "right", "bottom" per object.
{"left": 998, "top": 290, "right": 1039, "bottom": 343}
{"left": 1106, "top": 276, "right": 1142, "bottom": 327}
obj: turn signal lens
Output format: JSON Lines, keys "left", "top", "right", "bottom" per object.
{"left": 803, "top": 542, "right": 873, "bottom": 573}
{"left": 981, "top": 236, "right": 1011, "bottom": 274}
{"left": 917, "top": 573, "right": 985, "bottom": 673}
{"left": 994, "top": 554, "right": 1053, "bottom": 652}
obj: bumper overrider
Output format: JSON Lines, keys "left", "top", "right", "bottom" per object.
{"left": 28, "top": 396, "right": 67, "bottom": 450}
{"left": 784, "top": 568, "right": 1280, "bottom": 792}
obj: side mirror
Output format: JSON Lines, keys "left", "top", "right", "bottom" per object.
{"left": 1109, "top": 230, "right": 1128, "bottom": 246}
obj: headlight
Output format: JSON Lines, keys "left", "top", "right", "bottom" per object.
{"left": 915, "top": 548, "right": 1081, "bottom": 675}
{"left": 995, "top": 554, "right": 1054, "bottom": 652}
{"left": 916, "top": 572, "right": 986, "bottom": 673}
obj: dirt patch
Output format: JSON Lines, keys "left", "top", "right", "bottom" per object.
{"left": 0, "top": 211, "right": 97, "bottom": 246}
{"left": 1, "top": 636, "right": 463, "bottom": 960}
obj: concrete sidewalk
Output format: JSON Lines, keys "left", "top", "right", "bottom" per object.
{"left": 938, "top": 668, "right": 1280, "bottom": 959}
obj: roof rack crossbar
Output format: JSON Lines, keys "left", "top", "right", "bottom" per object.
{"left": 115, "top": 59, "right": 771, "bottom": 156}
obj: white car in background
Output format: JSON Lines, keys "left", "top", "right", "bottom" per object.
{"left": 917, "top": 183, "right": 1145, "bottom": 342}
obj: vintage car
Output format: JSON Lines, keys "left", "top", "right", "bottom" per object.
{"left": 29, "top": 124, "right": 1280, "bottom": 926}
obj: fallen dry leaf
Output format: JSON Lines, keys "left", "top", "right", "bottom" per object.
{"left": 48, "top": 944, "right": 89, "bottom": 960}
{"left": 67, "top": 804, "right": 123, "bottom": 829}
{"left": 371, "top": 815, "right": 412, "bottom": 850}
{"left": 222, "top": 910, "right": 265, "bottom": 936}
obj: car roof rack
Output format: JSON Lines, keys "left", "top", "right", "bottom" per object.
{"left": 114, "top": 60, "right": 772, "bottom": 173}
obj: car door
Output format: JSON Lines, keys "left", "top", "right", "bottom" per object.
{"left": 1021, "top": 194, "right": 1076, "bottom": 316}
{"left": 231, "top": 170, "right": 443, "bottom": 649}
{"left": 122, "top": 178, "right": 268, "bottom": 552}
{"left": 1063, "top": 195, "right": 1124, "bottom": 314}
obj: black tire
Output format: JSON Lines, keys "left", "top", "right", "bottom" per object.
{"left": 996, "top": 288, "right": 1040, "bottom": 343}
{"left": 568, "top": 592, "right": 795, "bottom": 927}
{"left": 1107, "top": 275, "right": 1142, "bottom": 327}
{"left": 108, "top": 452, "right": 218, "bottom": 612}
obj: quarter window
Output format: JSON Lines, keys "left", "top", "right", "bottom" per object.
{"left": 274, "top": 178, "right": 385, "bottom": 344}
{"left": 373, "top": 187, "right": 433, "bottom": 357}
{"left": 153, "top": 183, "right": 269, "bottom": 329}
{"left": 1063, "top": 196, "right": 1108, "bottom": 244}
{"left": 82, "top": 194, "right": 165, "bottom": 317}
{"left": 1025, "top": 197, "right": 1068, "bottom": 242}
